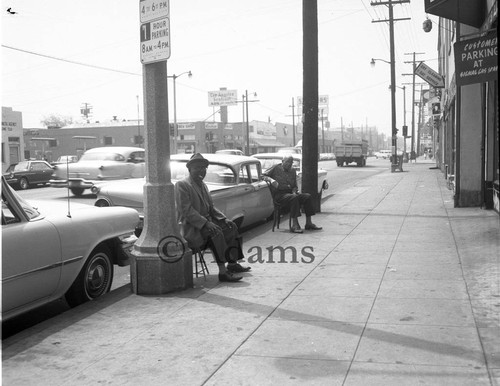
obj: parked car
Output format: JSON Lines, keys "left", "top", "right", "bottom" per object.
{"left": 51, "top": 155, "right": 79, "bottom": 166}
{"left": 3, "top": 160, "right": 54, "bottom": 190}
{"left": 1, "top": 176, "right": 140, "bottom": 321}
{"left": 374, "top": 150, "right": 392, "bottom": 159}
{"left": 215, "top": 149, "right": 244, "bottom": 156}
{"left": 50, "top": 146, "right": 146, "bottom": 196}
{"left": 319, "top": 153, "right": 335, "bottom": 161}
{"left": 92, "top": 153, "right": 274, "bottom": 231}
{"left": 277, "top": 147, "right": 302, "bottom": 154}
{"left": 252, "top": 152, "right": 329, "bottom": 201}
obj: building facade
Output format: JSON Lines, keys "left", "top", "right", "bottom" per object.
{"left": 425, "top": 0, "right": 498, "bottom": 212}
{"left": 2, "top": 107, "right": 25, "bottom": 173}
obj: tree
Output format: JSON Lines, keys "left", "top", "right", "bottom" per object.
{"left": 40, "top": 114, "right": 73, "bottom": 129}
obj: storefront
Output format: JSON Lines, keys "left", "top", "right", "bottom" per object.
{"left": 426, "top": 0, "right": 498, "bottom": 211}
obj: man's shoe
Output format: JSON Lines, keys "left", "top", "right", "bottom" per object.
{"left": 305, "top": 224, "right": 322, "bottom": 231}
{"left": 290, "top": 225, "right": 303, "bottom": 234}
{"left": 227, "top": 263, "right": 251, "bottom": 273}
{"left": 219, "top": 272, "right": 243, "bottom": 282}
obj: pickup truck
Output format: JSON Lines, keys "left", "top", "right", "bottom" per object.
{"left": 334, "top": 140, "right": 368, "bottom": 167}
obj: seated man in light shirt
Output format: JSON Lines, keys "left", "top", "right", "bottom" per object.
{"left": 263, "top": 155, "right": 322, "bottom": 234}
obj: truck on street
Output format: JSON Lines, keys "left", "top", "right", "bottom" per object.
{"left": 334, "top": 140, "right": 368, "bottom": 167}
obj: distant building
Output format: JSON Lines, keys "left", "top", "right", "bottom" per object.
{"left": 2, "top": 107, "right": 25, "bottom": 172}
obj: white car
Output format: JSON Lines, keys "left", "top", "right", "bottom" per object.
{"left": 50, "top": 146, "right": 146, "bottom": 196}
{"left": 375, "top": 150, "right": 392, "bottom": 159}
{"left": 215, "top": 149, "right": 244, "bottom": 156}
{"left": 252, "top": 152, "right": 329, "bottom": 201}
{"left": 1, "top": 176, "right": 140, "bottom": 321}
{"left": 93, "top": 154, "right": 275, "bottom": 232}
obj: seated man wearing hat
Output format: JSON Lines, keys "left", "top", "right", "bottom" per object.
{"left": 263, "top": 155, "right": 322, "bottom": 234}
{"left": 175, "top": 153, "right": 251, "bottom": 282}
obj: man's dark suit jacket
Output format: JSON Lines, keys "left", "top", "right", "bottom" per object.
{"left": 175, "top": 176, "right": 226, "bottom": 248}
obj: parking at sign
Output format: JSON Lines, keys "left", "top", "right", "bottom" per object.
{"left": 140, "top": 17, "right": 170, "bottom": 63}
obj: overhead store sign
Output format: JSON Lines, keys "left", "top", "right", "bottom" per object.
{"left": 415, "top": 62, "right": 445, "bottom": 88}
{"left": 454, "top": 32, "right": 497, "bottom": 87}
{"left": 208, "top": 90, "right": 238, "bottom": 107}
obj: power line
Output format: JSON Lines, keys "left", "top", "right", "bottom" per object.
{"left": 2, "top": 45, "right": 141, "bottom": 76}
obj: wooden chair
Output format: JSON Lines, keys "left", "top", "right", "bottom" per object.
{"left": 192, "top": 246, "right": 210, "bottom": 279}
{"left": 264, "top": 179, "right": 292, "bottom": 232}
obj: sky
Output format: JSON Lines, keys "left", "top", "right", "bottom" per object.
{"left": 1, "top": 0, "right": 439, "bottom": 136}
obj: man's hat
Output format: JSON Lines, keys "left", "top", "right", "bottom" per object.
{"left": 186, "top": 153, "right": 209, "bottom": 169}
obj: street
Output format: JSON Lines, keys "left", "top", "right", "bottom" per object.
{"left": 3, "top": 157, "right": 389, "bottom": 338}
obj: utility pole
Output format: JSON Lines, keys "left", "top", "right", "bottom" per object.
{"left": 286, "top": 98, "right": 300, "bottom": 147}
{"left": 302, "top": 0, "right": 319, "bottom": 211}
{"left": 341, "top": 117, "right": 344, "bottom": 142}
{"left": 80, "top": 103, "right": 93, "bottom": 123}
{"left": 371, "top": 0, "right": 410, "bottom": 172}
{"left": 403, "top": 52, "right": 425, "bottom": 155}
{"left": 417, "top": 84, "right": 424, "bottom": 155}
{"left": 239, "top": 91, "right": 259, "bottom": 155}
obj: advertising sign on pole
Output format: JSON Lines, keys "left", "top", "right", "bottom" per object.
{"left": 208, "top": 90, "right": 238, "bottom": 107}
{"left": 415, "top": 62, "right": 445, "bottom": 88}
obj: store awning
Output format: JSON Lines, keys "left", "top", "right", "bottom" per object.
{"left": 424, "top": 0, "right": 486, "bottom": 28}
{"left": 252, "top": 139, "right": 286, "bottom": 147}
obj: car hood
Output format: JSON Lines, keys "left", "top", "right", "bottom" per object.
{"left": 30, "top": 199, "right": 96, "bottom": 214}
{"left": 30, "top": 199, "right": 139, "bottom": 226}
{"left": 95, "top": 178, "right": 234, "bottom": 212}
{"left": 97, "top": 178, "right": 231, "bottom": 195}
{"left": 53, "top": 161, "right": 125, "bottom": 178}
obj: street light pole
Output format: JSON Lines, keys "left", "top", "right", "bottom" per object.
{"left": 395, "top": 85, "right": 407, "bottom": 158}
{"left": 136, "top": 95, "right": 141, "bottom": 145}
{"left": 245, "top": 90, "right": 250, "bottom": 156}
{"left": 291, "top": 98, "right": 296, "bottom": 147}
{"left": 321, "top": 109, "right": 325, "bottom": 153}
{"left": 167, "top": 71, "right": 192, "bottom": 154}
{"left": 241, "top": 90, "right": 258, "bottom": 156}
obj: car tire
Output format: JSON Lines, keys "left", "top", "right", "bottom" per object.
{"left": 65, "top": 245, "right": 114, "bottom": 307}
{"left": 70, "top": 187, "right": 85, "bottom": 196}
{"left": 95, "top": 199, "right": 110, "bottom": 207}
{"left": 19, "top": 177, "right": 29, "bottom": 190}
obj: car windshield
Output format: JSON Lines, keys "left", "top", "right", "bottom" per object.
{"left": 170, "top": 161, "right": 236, "bottom": 185}
{"left": 7, "top": 162, "right": 29, "bottom": 172}
{"left": 257, "top": 157, "right": 300, "bottom": 172}
{"left": 2, "top": 184, "right": 40, "bottom": 220}
{"left": 80, "top": 153, "right": 125, "bottom": 162}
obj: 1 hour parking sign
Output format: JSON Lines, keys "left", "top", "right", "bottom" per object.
{"left": 140, "top": 0, "right": 170, "bottom": 63}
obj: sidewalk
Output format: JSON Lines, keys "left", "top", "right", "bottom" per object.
{"left": 3, "top": 161, "right": 499, "bottom": 385}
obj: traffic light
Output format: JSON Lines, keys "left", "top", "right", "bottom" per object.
{"left": 402, "top": 125, "right": 408, "bottom": 137}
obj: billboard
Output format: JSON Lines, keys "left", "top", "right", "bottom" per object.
{"left": 208, "top": 90, "right": 238, "bottom": 107}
